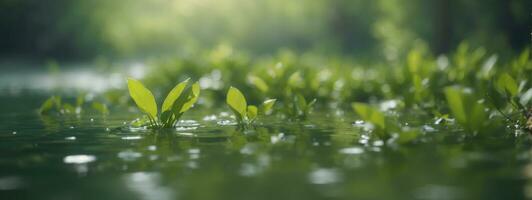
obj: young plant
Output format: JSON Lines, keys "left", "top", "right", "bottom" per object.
{"left": 127, "top": 78, "right": 200, "bottom": 128}
{"left": 444, "top": 86, "right": 489, "bottom": 134}
{"left": 39, "top": 94, "right": 108, "bottom": 115}
{"left": 352, "top": 102, "right": 417, "bottom": 143}
{"left": 486, "top": 73, "right": 531, "bottom": 131}
{"left": 286, "top": 93, "right": 316, "bottom": 120}
{"left": 352, "top": 102, "right": 390, "bottom": 140}
{"left": 226, "top": 86, "right": 276, "bottom": 126}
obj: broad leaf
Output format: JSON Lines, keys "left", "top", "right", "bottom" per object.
{"left": 352, "top": 102, "right": 385, "bottom": 129}
{"left": 226, "top": 86, "right": 247, "bottom": 118}
{"left": 248, "top": 75, "right": 269, "bottom": 93}
{"left": 247, "top": 105, "right": 258, "bottom": 121}
{"left": 127, "top": 78, "right": 158, "bottom": 119}
{"left": 295, "top": 94, "right": 307, "bottom": 111}
{"left": 444, "top": 87, "right": 467, "bottom": 125}
{"left": 162, "top": 78, "right": 189, "bottom": 113}
{"left": 91, "top": 102, "right": 109, "bottom": 115}
{"left": 179, "top": 82, "right": 200, "bottom": 113}
{"left": 496, "top": 73, "right": 518, "bottom": 97}
{"left": 260, "top": 99, "right": 276, "bottom": 114}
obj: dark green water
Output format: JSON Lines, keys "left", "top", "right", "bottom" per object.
{"left": 0, "top": 92, "right": 530, "bottom": 200}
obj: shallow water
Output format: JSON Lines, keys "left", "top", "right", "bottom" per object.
{"left": 0, "top": 92, "right": 530, "bottom": 200}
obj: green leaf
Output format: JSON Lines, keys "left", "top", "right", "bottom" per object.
{"left": 248, "top": 75, "right": 269, "bottom": 93}
{"left": 162, "top": 78, "right": 189, "bottom": 113}
{"left": 62, "top": 103, "right": 75, "bottom": 114}
{"left": 247, "top": 105, "right": 258, "bottom": 121}
{"left": 76, "top": 94, "right": 85, "bottom": 107}
{"left": 179, "top": 81, "right": 200, "bottom": 113}
{"left": 397, "top": 129, "right": 419, "bottom": 144}
{"left": 444, "top": 87, "right": 467, "bottom": 125}
{"left": 260, "top": 99, "right": 276, "bottom": 114}
{"left": 226, "top": 86, "right": 247, "bottom": 120}
{"left": 307, "top": 98, "right": 317, "bottom": 110}
{"left": 127, "top": 78, "right": 158, "bottom": 119}
{"left": 288, "top": 71, "right": 304, "bottom": 88}
{"left": 91, "top": 102, "right": 109, "bottom": 115}
{"left": 40, "top": 96, "right": 59, "bottom": 114}
{"left": 496, "top": 73, "right": 518, "bottom": 97}
{"left": 295, "top": 94, "right": 307, "bottom": 111}
{"left": 352, "top": 102, "right": 385, "bottom": 129}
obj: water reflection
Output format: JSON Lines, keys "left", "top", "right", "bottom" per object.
{"left": 0, "top": 99, "right": 528, "bottom": 199}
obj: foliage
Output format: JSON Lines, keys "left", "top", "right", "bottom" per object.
{"left": 39, "top": 95, "right": 109, "bottom": 115}
{"left": 127, "top": 78, "right": 200, "bottom": 128}
{"left": 226, "top": 86, "right": 276, "bottom": 126}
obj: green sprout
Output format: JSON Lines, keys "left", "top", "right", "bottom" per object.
{"left": 286, "top": 93, "right": 316, "bottom": 120}
{"left": 39, "top": 94, "right": 109, "bottom": 115}
{"left": 226, "top": 86, "right": 276, "bottom": 126}
{"left": 127, "top": 78, "right": 200, "bottom": 128}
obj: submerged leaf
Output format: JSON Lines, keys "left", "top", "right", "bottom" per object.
{"left": 127, "top": 78, "right": 158, "bottom": 119}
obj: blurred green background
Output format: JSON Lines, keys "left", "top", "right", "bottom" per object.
{"left": 0, "top": 0, "right": 530, "bottom": 61}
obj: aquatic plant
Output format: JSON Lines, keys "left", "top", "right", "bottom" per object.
{"left": 127, "top": 78, "right": 200, "bottom": 128}
{"left": 444, "top": 86, "right": 490, "bottom": 134}
{"left": 286, "top": 93, "right": 317, "bottom": 120}
{"left": 226, "top": 86, "right": 275, "bottom": 126}
{"left": 39, "top": 94, "right": 109, "bottom": 115}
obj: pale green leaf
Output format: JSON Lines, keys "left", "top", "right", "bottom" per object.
{"left": 248, "top": 75, "right": 269, "bottom": 93}
{"left": 496, "top": 73, "right": 518, "bottom": 97}
{"left": 260, "top": 99, "right": 276, "bottom": 114}
{"left": 226, "top": 86, "right": 247, "bottom": 118}
{"left": 247, "top": 105, "right": 258, "bottom": 121}
{"left": 444, "top": 87, "right": 467, "bottom": 125}
{"left": 127, "top": 78, "right": 158, "bottom": 119}
{"left": 162, "top": 78, "right": 189, "bottom": 113}
{"left": 179, "top": 82, "right": 201, "bottom": 113}
{"left": 40, "top": 96, "right": 58, "bottom": 114}
{"left": 288, "top": 71, "right": 304, "bottom": 88}
{"left": 91, "top": 102, "right": 109, "bottom": 115}
{"left": 352, "top": 102, "right": 385, "bottom": 129}
{"left": 295, "top": 94, "right": 307, "bottom": 111}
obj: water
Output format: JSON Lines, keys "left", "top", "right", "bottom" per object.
{"left": 0, "top": 79, "right": 530, "bottom": 199}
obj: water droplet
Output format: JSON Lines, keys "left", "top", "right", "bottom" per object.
{"left": 65, "top": 136, "right": 76, "bottom": 140}
{"left": 64, "top": 155, "right": 96, "bottom": 164}
{"left": 117, "top": 150, "right": 142, "bottom": 161}
{"left": 122, "top": 136, "right": 142, "bottom": 140}
{"left": 308, "top": 168, "right": 341, "bottom": 184}
{"left": 177, "top": 132, "right": 195, "bottom": 137}
{"left": 339, "top": 147, "right": 364, "bottom": 155}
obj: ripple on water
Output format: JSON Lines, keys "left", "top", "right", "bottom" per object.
{"left": 0, "top": 176, "right": 24, "bottom": 190}
{"left": 309, "top": 168, "right": 342, "bottom": 184}
{"left": 117, "top": 150, "right": 142, "bottom": 161}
